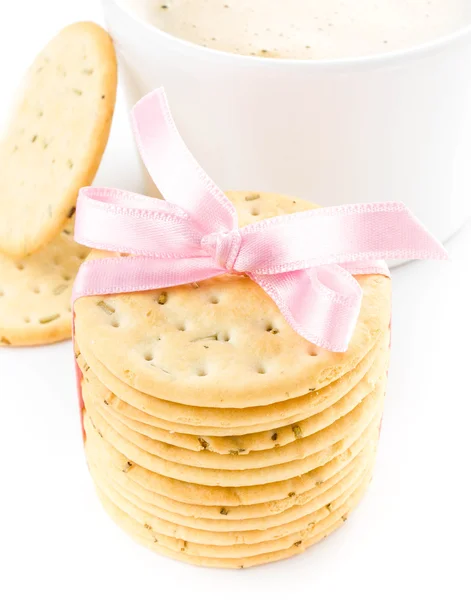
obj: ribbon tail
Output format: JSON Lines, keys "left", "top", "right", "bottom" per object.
{"left": 251, "top": 265, "right": 363, "bottom": 353}
{"left": 72, "top": 256, "right": 226, "bottom": 303}
{"left": 236, "top": 202, "right": 448, "bottom": 275}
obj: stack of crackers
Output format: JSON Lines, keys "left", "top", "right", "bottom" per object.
{"left": 0, "top": 23, "right": 116, "bottom": 346}
{"left": 75, "top": 191, "right": 391, "bottom": 568}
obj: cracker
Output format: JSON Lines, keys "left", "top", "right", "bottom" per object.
{"left": 85, "top": 413, "right": 379, "bottom": 506}
{"left": 90, "top": 460, "right": 371, "bottom": 549}
{"left": 0, "top": 22, "right": 117, "bottom": 258}
{"left": 83, "top": 343, "right": 388, "bottom": 453}
{"left": 74, "top": 191, "right": 391, "bottom": 407}
{"left": 88, "top": 435, "right": 374, "bottom": 520}
{"left": 83, "top": 394, "right": 382, "bottom": 486}
{"left": 88, "top": 442, "right": 373, "bottom": 532}
{"left": 84, "top": 376, "right": 385, "bottom": 471}
{"left": 75, "top": 332, "right": 384, "bottom": 435}
{"left": 0, "top": 224, "right": 88, "bottom": 345}
{"left": 93, "top": 468, "right": 371, "bottom": 567}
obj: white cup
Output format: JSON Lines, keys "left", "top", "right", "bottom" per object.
{"left": 103, "top": 0, "right": 471, "bottom": 244}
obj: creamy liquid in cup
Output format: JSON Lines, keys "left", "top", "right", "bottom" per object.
{"left": 119, "top": 0, "right": 471, "bottom": 59}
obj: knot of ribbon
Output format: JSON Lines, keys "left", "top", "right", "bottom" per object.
{"left": 201, "top": 229, "right": 242, "bottom": 272}
{"left": 73, "top": 88, "right": 447, "bottom": 352}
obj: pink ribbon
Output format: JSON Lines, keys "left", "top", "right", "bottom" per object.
{"left": 73, "top": 88, "right": 447, "bottom": 352}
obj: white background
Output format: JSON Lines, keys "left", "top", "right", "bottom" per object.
{"left": 0, "top": 2, "right": 470, "bottom": 599}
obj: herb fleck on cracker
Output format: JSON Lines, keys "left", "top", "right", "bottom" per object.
{"left": 220, "top": 508, "right": 229, "bottom": 516}
{"left": 82, "top": 68, "right": 94, "bottom": 75}
{"left": 292, "top": 425, "right": 303, "bottom": 439}
{"left": 157, "top": 292, "right": 168, "bottom": 305}
{"left": 53, "top": 284, "right": 68, "bottom": 296}
{"left": 122, "top": 461, "right": 133, "bottom": 473}
{"left": 67, "top": 206, "right": 76, "bottom": 218}
{"left": 191, "top": 334, "right": 218, "bottom": 342}
{"left": 72, "top": 88, "right": 83, "bottom": 95}
{"left": 293, "top": 541, "right": 302, "bottom": 547}
{"left": 288, "top": 492, "right": 296, "bottom": 498}
{"left": 229, "top": 449, "right": 246, "bottom": 455}
{"left": 144, "top": 523, "right": 152, "bottom": 530}
{"left": 198, "top": 438, "right": 209, "bottom": 450}
{"left": 97, "top": 300, "right": 115, "bottom": 315}
{"left": 31, "top": 135, "right": 38, "bottom": 143}
{"left": 245, "top": 193, "right": 260, "bottom": 201}
{"left": 39, "top": 314, "right": 60, "bottom": 324}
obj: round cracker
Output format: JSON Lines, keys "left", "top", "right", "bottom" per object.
{"left": 74, "top": 191, "right": 391, "bottom": 407}
{"left": 83, "top": 395, "right": 382, "bottom": 486}
{"left": 0, "top": 224, "right": 88, "bottom": 346}
{"left": 85, "top": 414, "right": 379, "bottom": 506}
{"left": 91, "top": 462, "right": 371, "bottom": 548}
{"left": 83, "top": 344, "right": 388, "bottom": 453}
{"left": 93, "top": 469, "right": 371, "bottom": 567}
{"left": 75, "top": 332, "right": 384, "bottom": 434}
{"left": 87, "top": 435, "right": 374, "bottom": 520}
{"left": 84, "top": 376, "right": 385, "bottom": 471}
{"left": 0, "top": 22, "right": 117, "bottom": 258}
{"left": 88, "top": 443, "right": 374, "bottom": 532}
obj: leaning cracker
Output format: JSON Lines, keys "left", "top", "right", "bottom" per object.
{"left": 0, "top": 225, "right": 88, "bottom": 346}
{"left": 0, "top": 22, "right": 117, "bottom": 258}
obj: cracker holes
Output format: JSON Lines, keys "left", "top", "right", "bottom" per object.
{"left": 16, "top": 264, "right": 25, "bottom": 271}
{"left": 266, "top": 324, "right": 279, "bottom": 335}
{"left": 143, "top": 350, "right": 154, "bottom": 362}
{"left": 32, "top": 286, "right": 40, "bottom": 294}
{"left": 218, "top": 332, "right": 231, "bottom": 342}
{"left": 250, "top": 207, "right": 260, "bottom": 216}
{"left": 196, "top": 367, "right": 208, "bottom": 377}
{"left": 78, "top": 251, "right": 88, "bottom": 260}
{"left": 257, "top": 365, "right": 267, "bottom": 375}
{"left": 62, "top": 273, "right": 72, "bottom": 282}
{"left": 308, "top": 347, "right": 318, "bottom": 357}
{"left": 111, "top": 318, "right": 120, "bottom": 328}
{"left": 209, "top": 297, "right": 220, "bottom": 304}
{"left": 177, "top": 323, "right": 186, "bottom": 332}
{"left": 24, "top": 317, "right": 31, "bottom": 323}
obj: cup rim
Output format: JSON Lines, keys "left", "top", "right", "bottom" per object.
{"left": 105, "top": 0, "right": 471, "bottom": 68}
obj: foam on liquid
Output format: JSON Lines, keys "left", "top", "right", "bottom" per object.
{"left": 121, "top": 0, "right": 471, "bottom": 59}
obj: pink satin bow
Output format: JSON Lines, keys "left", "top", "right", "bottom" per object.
{"left": 73, "top": 88, "right": 447, "bottom": 352}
